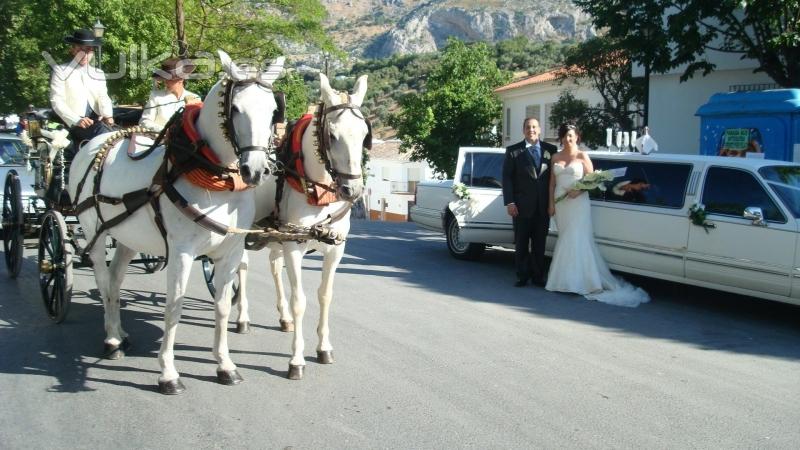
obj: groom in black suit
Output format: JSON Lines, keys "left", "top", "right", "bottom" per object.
{"left": 502, "top": 117, "right": 557, "bottom": 287}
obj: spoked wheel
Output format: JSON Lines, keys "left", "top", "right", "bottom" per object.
{"left": 201, "top": 256, "right": 240, "bottom": 305}
{"left": 141, "top": 253, "right": 166, "bottom": 273}
{"left": 38, "top": 210, "right": 73, "bottom": 323}
{"left": 3, "top": 170, "right": 24, "bottom": 278}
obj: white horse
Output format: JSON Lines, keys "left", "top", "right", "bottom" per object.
{"left": 68, "top": 51, "right": 283, "bottom": 394}
{"left": 241, "top": 73, "right": 369, "bottom": 380}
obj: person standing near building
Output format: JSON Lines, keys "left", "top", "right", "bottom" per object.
{"left": 502, "top": 117, "right": 557, "bottom": 287}
{"left": 139, "top": 57, "right": 200, "bottom": 132}
{"left": 49, "top": 28, "right": 115, "bottom": 152}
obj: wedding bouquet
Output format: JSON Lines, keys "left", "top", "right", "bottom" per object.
{"left": 555, "top": 169, "right": 614, "bottom": 203}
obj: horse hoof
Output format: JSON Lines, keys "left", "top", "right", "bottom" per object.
{"left": 102, "top": 338, "right": 130, "bottom": 360}
{"left": 317, "top": 350, "right": 334, "bottom": 364}
{"left": 158, "top": 378, "right": 186, "bottom": 395}
{"left": 279, "top": 320, "right": 294, "bottom": 332}
{"left": 287, "top": 364, "right": 304, "bottom": 380}
{"left": 236, "top": 321, "right": 250, "bottom": 334}
{"left": 216, "top": 369, "right": 244, "bottom": 386}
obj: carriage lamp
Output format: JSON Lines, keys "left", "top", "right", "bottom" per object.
{"left": 93, "top": 19, "right": 105, "bottom": 70}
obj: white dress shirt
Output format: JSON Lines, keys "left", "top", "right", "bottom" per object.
{"left": 139, "top": 88, "right": 198, "bottom": 132}
{"left": 49, "top": 63, "right": 113, "bottom": 128}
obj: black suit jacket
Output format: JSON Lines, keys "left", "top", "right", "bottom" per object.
{"left": 502, "top": 139, "right": 558, "bottom": 218}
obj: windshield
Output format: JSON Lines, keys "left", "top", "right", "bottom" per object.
{"left": 0, "top": 137, "right": 26, "bottom": 165}
{"left": 759, "top": 166, "right": 800, "bottom": 218}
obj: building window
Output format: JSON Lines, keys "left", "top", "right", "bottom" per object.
{"left": 544, "top": 102, "right": 557, "bottom": 139}
{"left": 525, "top": 104, "right": 540, "bottom": 124}
{"left": 505, "top": 107, "right": 511, "bottom": 142}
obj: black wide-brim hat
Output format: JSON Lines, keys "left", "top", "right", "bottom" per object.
{"left": 152, "top": 57, "right": 196, "bottom": 80}
{"left": 64, "top": 29, "right": 102, "bottom": 46}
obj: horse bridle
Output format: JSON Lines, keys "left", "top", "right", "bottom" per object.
{"left": 316, "top": 99, "right": 372, "bottom": 182}
{"left": 221, "top": 77, "right": 275, "bottom": 157}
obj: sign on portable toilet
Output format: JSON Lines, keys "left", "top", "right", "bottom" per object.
{"left": 695, "top": 89, "right": 800, "bottom": 161}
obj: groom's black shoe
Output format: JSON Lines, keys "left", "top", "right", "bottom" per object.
{"left": 514, "top": 279, "right": 528, "bottom": 287}
{"left": 531, "top": 277, "right": 546, "bottom": 288}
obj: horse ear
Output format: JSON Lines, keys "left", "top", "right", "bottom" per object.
{"left": 218, "top": 50, "right": 247, "bottom": 81}
{"left": 260, "top": 56, "right": 285, "bottom": 85}
{"left": 319, "top": 73, "right": 335, "bottom": 104}
{"left": 351, "top": 75, "right": 368, "bottom": 106}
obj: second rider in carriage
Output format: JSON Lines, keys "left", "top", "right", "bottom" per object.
{"left": 139, "top": 57, "right": 201, "bottom": 132}
{"left": 49, "top": 28, "right": 116, "bottom": 159}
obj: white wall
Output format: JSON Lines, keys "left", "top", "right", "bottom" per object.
{"left": 648, "top": 68, "right": 775, "bottom": 154}
{"left": 498, "top": 79, "right": 606, "bottom": 145}
{"left": 365, "top": 158, "right": 434, "bottom": 218}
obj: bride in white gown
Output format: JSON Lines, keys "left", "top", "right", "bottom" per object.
{"left": 545, "top": 123, "right": 649, "bottom": 307}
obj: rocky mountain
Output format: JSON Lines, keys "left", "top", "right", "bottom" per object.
{"left": 321, "top": 0, "right": 594, "bottom": 59}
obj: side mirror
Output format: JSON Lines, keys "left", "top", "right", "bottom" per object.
{"left": 743, "top": 206, "right": 767, "bottom": 227}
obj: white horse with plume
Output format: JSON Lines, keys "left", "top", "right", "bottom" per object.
{"left": 68, "top": 51, "right": 283, "bottom": 394}
{"left": 239, "top": 73, "right": 370, "bottom": 380}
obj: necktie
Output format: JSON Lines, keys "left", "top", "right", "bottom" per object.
{"left": 529, "top": 145, "right": 540, "bottom": 168}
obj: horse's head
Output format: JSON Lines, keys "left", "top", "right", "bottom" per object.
{"left": 198, "top": 50, "right": 285, "bottom": 187}
{"left": 318, "top": 73, "right": 370, "bottom": 202}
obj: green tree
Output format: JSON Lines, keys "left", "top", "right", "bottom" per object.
{"left": 574, "top": 0, "right": 800, "bottom": 87}
{"left": 549, "top": 91, "right": 608, "bottom": 149}
{"left": 390, "top": 39, "right": 511, "bottom": 177}
{"left": 274, "top": 70, "right": 311, "bottom": 121}
{"left": 0, "top": 0, "right": 333, "bottom": 113}
{"left": 560, "top": 36, "right": 644, "bottom": 131}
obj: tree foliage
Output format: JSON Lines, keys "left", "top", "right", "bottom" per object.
{"left": 0, "top": 0, "right": 333, "bottom": 113}
{"left": 274, "top": 70, "right": 310, "bottom": 121}
{"left": 390, "top": 39, "right": 511, "bottom": 177}
{"left": 574, "top": 0, "right": 800, "bottom": 87}
{"left": 549, "top": 91, "right": 607, "bottom": 149}
{"left": 559, "top": 36, "right": 644, "bottom": 132}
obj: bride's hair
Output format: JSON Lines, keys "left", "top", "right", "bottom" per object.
{"left": 558, "top": 123, "right": 581, "bottom": 146}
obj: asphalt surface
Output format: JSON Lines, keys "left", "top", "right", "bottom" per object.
{"left": 1, "top": 220, "right": 799, "bottom": 449}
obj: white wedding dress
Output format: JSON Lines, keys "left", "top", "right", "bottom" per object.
{"left": 546, "top": 161, "right": 650, "bottom": 307}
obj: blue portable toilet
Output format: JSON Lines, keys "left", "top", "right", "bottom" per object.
{"left": 695, "top": 89, "right": 800, "bottom": 161}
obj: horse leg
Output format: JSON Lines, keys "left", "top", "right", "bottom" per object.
{"left": 210, "top": 249, "right": 243, "bottom": 386}
{"left": 233, "top": 251, "right": 250, "bottom": 334}
{"left": 157, "top": 252, "right": 192, "bottom": 395}
{"left": 269, "top": 247, "right": 293, "bottom": 332}
{"left": 104, "top": 244, "right": 137, "bottom": 357}
{"left": 283, "top": 243, "right": 307, "bottom": 380}
{"left": 316, "top": 244, "right": 344, "bottom": 365}
{"left": 87, "top": 233, "right": 124, "bottom": 360}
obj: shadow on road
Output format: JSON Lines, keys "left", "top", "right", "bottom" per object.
{"left": 342, "top": 221, "right": 800, "bottom": 361}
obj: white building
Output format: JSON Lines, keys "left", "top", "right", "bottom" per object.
{"left": 639, "top": 49, "right": 776, "bottom": 154}
{"left": 494, "top": 69, "right": 607, "bottom": 145}
{"left": 364, "top": 140, "right": 436, "bottom": 221}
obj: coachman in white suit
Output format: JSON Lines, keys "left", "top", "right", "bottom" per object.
{"left": 139, "top": 57, "right": 200, "bottom": 132}
{"left": 49, "top": 28, "right": 115, "bottom": 156}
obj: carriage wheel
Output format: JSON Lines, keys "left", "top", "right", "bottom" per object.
{"left": 38, "top": 210, "right": 73, "bottom": 323}
{"left": 3, "top": 170, "right": 25, "bottom": 278}
{"left": 141, "top": 253, "right": 166, "bottom": 273}
{"left": 201, "top": 256, "right": 240, "bottom": 305}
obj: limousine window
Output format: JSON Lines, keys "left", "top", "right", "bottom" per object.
{"left": 758, "top": 166, "right": 800, "bottom": 218}
{"left": 702, "top": 167, "right": 785, "bottom": 222}
{"left": 460, "top": 152, "right": 504, "bottom": 188}
{"left": 589, "top": 159, "right": 691, "bottom": 208}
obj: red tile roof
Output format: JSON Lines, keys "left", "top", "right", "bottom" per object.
{"left": 494, "top": 67, "right": 571, "bottom": 93}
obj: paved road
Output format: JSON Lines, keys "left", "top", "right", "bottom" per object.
{"left": 1, "top": 220, "right": 799, "bottom": 449}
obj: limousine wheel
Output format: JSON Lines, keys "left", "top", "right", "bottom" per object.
{"left": 446, "top": 215, "right": 485, "bottom": 260}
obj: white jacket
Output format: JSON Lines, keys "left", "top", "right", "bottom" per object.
{"left": 139, "top": 88, "right": 198, "bottom": 132}
{"left": 49, "top": 62, "right": 113, "bottom": 128}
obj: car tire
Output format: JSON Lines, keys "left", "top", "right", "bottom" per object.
{"left": 446, "top": 214, "right": 485, "bottom": 260}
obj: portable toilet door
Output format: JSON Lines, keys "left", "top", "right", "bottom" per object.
{"left": 696, "top": 89, "right": 800, "bottom": 162}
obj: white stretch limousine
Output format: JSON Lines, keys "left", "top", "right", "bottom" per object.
{"left": 411, "top": 147, "right": 800, "bottom": 306}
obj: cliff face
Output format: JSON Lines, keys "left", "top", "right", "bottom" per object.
{"left": 322, "top": 0, "right": 594, "bottom": 58}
